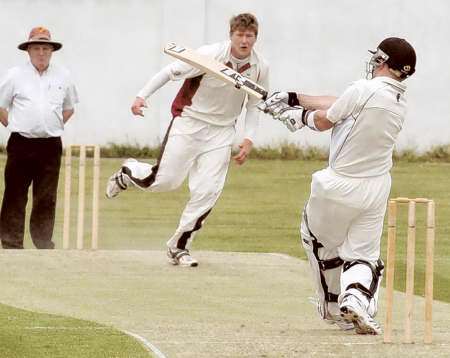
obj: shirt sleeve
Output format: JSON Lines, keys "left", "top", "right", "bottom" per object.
{"left": 0, "top": 70, "right": 14, "bottom": 109}
{"left": 63, "top": 80, "right": 79, "bottom": 110}
{"left": 138, "top": 43, "right": 224, "bottom": 99}
{"left": 243, "top": 60, "right": 270, "bottom": 142}
{"left": 137, "top": 58, "right": 203, "bottom": 99}
{"left": 137, "top": 67, "right": 171, "bottom": 99}
{"left": 326, "top": 81, "right": 362, "bottom": 123}
{"left": 166, "top": 59, "right": 204, "bottom": 81}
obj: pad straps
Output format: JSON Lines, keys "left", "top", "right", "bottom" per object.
{"left": 343, "top": 259, "right": 384, "bottom": 299}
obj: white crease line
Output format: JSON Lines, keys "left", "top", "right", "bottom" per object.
{"left": 342, "top": 341, "right": 450, "bottom": 346}
{"left": 25, "top": 326, "right": 109, "bottom": 330}
{"left": 123, "top": 330, "right": 167, "bottom": 358}
{"left": 144, "top": 339, "right": 450, "bottom": 347}
{"left": 266, "top": 252, "right": 298, "bottom": 260}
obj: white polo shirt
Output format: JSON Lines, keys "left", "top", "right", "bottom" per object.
{"left": 326, "top": 76, "right": 407, "bottom": 177}
{"left": 0, "top": 61, "right": 79, "bottom": 138}
{"left": 138, "top": 41, "right": 269, "bottom": 142}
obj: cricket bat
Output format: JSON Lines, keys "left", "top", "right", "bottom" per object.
{"left": 164, "top": 42, "right": 268, "bottom": 100}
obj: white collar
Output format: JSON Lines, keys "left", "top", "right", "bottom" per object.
{"left": 374, "top": 76, "right": 406, "bottom": 91}
{"left": 27, "top": 60, "right": 51, "bottom": 75}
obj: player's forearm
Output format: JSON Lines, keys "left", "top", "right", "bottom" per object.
{"left": 137, "top": 68, "right": 171, "bottom": 99}
{"left": 312, "top": 110, "right": 334, "bottom": 131}
{"left": 298, "top": 94, "right": 337, "bottom": 110}
{"left": 0, "top": 108, "right": 8, "bottom": 126}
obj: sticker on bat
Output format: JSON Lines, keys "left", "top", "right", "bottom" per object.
{"left": 166, "top": 43, "right": 186, "bottom": 54}
{"left": 220, "top": 68, "right": 246, "bottom": 87}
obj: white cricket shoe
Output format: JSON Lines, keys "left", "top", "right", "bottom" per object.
{"left": 105, "top": 159, "right": 136, "bottom": 199}
{"left": 330, "top": 317, "right": 356, "bottom": 331}
{"left": 308, "top": 297, "right": 355, "bottom": 331}
{"left": 167, "top": 248, "right": 198, "bottom": 267}
{"left": 339, "top": 294, "right": 381, "bottom": 335}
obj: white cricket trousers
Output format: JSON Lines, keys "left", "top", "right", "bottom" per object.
{"left": 305, "top": 167, "right": 391, "bottom": 261}
{"left": 300, "top": 167, "right": 390, "bottom": 317}
{"left": 126, "top": 116, "right": 235, "bottom": 250}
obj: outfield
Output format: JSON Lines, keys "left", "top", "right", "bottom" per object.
{"left": 0, "top": 155, "right": 449, "bottom": 357}
{"left": 56, "top": 157, "right": 450, "bottom": 301}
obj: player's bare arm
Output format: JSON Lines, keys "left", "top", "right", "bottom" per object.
{"left": 260, "top": 96, "right": 334, "bottom": 133}
{"left": 0, "top": 108, "right": 8, "bottom": 126}
{"left": 258, "top": 92, "right": 337, "bottom": 112}
{"left": 310, "top": 110, "right": 334, "bottom": 131}
{"left": 298, "top": 94, "right": 337, "bottom": 110}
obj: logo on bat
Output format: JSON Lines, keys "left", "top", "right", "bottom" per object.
{"left": 220, "top": 68, "right": 246, "bottom": 89}
{"left": 166, "top": 43, "right": 186, "bottom": 54}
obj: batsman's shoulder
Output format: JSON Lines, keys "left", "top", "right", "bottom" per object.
{"left": 340, "top": 79, "right": 367, "bottom": 98}
{"left": 348, "top": 78, "right": 367, "bottom": 88}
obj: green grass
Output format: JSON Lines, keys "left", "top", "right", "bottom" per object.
{"left": 0, "top": 303, "right": 150, "bottom": 358}
{"left": 4, "top": 143, "right": 448, "bottom": 162}
{"left": 43, "top": 156, "right": 449, "bottom": 301}
{"left": 0, "top": 155, "right": 449, "bottom": 356}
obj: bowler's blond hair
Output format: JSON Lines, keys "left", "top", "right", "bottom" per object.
{"left": 229, "top": 13, "right": 258, "bottom": 37}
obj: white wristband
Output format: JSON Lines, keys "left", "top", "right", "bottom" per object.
{"left": 306, "top": 110, "right": 318, "bottom": 131}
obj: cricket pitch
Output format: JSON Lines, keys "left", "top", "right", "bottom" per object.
{"left": 0, "top": 250, "right": 449, "bottom": 357}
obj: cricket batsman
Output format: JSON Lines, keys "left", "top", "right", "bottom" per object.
{"left": 259, "top": 37, "right": 416, "bottom": 334}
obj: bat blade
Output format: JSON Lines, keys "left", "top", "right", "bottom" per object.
{"left": 164, "top": 42, "right": 267, "bottom": 100}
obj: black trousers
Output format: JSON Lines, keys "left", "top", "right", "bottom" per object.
{"left": 0, "top": 133, "right": 62, "bottom": 249}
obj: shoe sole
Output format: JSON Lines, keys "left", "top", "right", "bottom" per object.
{"left": 340, "top": 306, "right": 380, "bottom": 335}
{"left": 181, "top": 262, "right": 198, "bottom": 267}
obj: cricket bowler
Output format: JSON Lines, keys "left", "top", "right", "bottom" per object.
{"left": 106, "top": 13, "right": 269, "bottom": 267}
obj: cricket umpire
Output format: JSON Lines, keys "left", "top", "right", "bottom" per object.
{"left": 0, "top": 27, "right": 79, "bottom": 249}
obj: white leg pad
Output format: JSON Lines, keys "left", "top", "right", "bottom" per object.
{"left": 340, "top": 260, "right": 384, "bottom": 317}
{"left": 301, "top": 218, "right": 343, "bottom": 319}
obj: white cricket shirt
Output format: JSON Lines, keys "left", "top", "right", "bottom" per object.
{"left": 326, "top": 76, "right": 407, "bottom": 177}
{"left": 0, "top": 61, "right": 79, "bottom": 138}
{"left": 139, "top": 41, "right": 269, "bottom": 142}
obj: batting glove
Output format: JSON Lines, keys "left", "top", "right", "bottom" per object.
{"left": 257, "top": 91, "right": 300, "bottom": 113}
{"left": 277, "top": 106, "right": 307, "bottom": 132}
